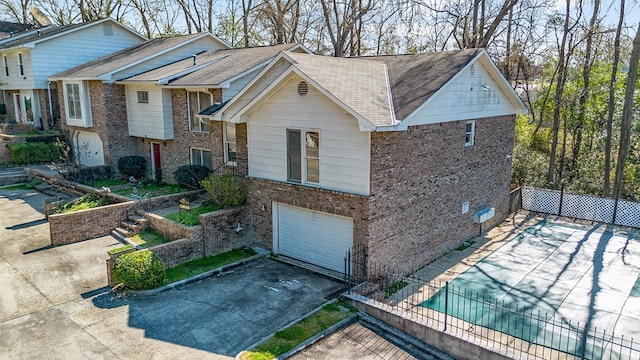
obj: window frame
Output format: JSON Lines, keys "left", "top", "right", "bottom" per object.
{"left": 464, "top": 120, "right": 475, "bottom": 147}
{"left": 286, "top": 128, "right": 320, "bottom": 185}
{"left": 65, "top": 83, "right": 82, "bottom": 120}
{"left": 188, "top": 91, "right": 212, "bottom": 132}
{"left": 190, "top": 147, "right": 212, "bottom": 170}
{"left": 136, "top": 90, "right": 149, "bottom": 104}
{"left": 17, "top": 53, "right": 24, "bottom": 76}
{"left": 223, "top": 122, "right": 237, "bottom": 165}
{"left": 3, "top": 55, "right": 8, "bottom": 77}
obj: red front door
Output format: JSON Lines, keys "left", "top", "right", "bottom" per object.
{"left": 152, "top": 143, "right": 161, "bottom": 180}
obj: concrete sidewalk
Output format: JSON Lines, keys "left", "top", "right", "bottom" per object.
{"left": 0, "top": 188, "right": 344, "bottom": 359}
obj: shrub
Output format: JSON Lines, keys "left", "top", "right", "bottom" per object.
{"left": 112, "top": 250, "right": 166, "bottom": 290}
{"left": 7, "top": 140, "right": 69, "bottom": 164}
{"left": 0, "top": 103, "right": 6, "bottom": 115}
{"left": 201, "top": 173, "right": 249, "bottom": 208}
{"left": 118, "top": 156, "right": 147, "bottom": 179}
{"left": 52, "top": 193, "right": 110, "bottom": 214}
{"left": 173, "top": 165, "right": 212, "bottom": 189}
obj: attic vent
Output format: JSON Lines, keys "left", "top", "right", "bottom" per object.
{"left": 103, "top": 23, "right": 113, "bottom": 36}
{"left": 297, "top": 81, "right": 308, "bottom": 96}
{"left": 470, "top": 64, "right": 475, "bottom": 76}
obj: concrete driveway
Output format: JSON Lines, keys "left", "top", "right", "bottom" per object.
{"left": 0, "top": 188, "right": 343, "bottom": 359}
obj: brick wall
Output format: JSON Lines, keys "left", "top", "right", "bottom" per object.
{"left": 248, "top": 179, "right": 369, "bottom": 250}
{"left": 151, "top": 237, "right": 204, "bottom": 268}
{"left": 367, "top": 115, "right": 515, "bottom": 271}
{"left": 49, "top": 201, "right": 134, "bottom": 246}
{"left": 200, "top": 206, "right": 252, "bottom": 256}
{"left": 144, "top": 211, "right": 200, "bottom": 241}
{"left": 150, "top": 89, "right": 225, "bottom": 184}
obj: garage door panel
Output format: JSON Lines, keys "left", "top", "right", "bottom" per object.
{"left": 276, "top": 203, "right": 353, "bottom": 272}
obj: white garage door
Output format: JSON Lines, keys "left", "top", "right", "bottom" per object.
{"left": 73, "top": 131, "right": 105, "bottom": 166}
{"left": 275, "top": 203, "right": 353, "bottom": 273}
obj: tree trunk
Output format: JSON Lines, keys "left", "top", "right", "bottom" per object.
{"left": 547, "top": 0, "right": 572, "bottom": 187}
{"left": 571, "top": 0, "right": 600, "bottom": 183}
{"left": 603, "top": 0, "right": 624, "bottom": 196}
{"left": 612, "top": 21, "right": 640, "bottom": 198}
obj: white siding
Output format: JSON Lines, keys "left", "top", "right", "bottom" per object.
{"left": 0, "top": 50, "right": 35, "bottom": 90}
{"left": 248, "top": 75, "right": 370, "bottom": 195}
{"left": 223, "top": 58, "right": 291, "bottom": 120}
{"left": 222, "top": 68, "right": 260, "bottom": 102}
{"left": 408, "top": 58, "right": 518, "bottom": 125}
{"left": 29, "top": 23, "right": 142, "bottom": 88}
{"left": 126, "top": 84, "right": 173, "bottom": 139}
{"left": 110, "top": 38, "right": 225, "bottom": 81}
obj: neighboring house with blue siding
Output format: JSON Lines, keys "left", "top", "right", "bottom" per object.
{"left": 0, "top": 18, "right": 145, "bottom": 129}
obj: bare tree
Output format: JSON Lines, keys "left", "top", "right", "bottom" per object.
{"left": 319, "top": 0, "right": 375, "bottom": 56}
{"left": 612, "top": 20, "right": 640, "bottom": 198}
{"left": 1, "top": 0, "right": 32, "bottom": 23}
{"left": 603, "top": 0, "right": 625, "bottom": 196}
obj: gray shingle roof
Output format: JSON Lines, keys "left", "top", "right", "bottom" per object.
{"left": 0, "top": 19, "right": 116, "bottom": 50}
{"left": 0, "top": 21, "right": 35, "bottom": 39}
{"left": 49, "top": 33, "right": 208, "bottom": 80}
{"left": 121, "top": 43, "right": 299, "bottom": 86}
{"left": 286, "top": 52, "right": 393, "bottom": 127}
{"left": 283, "top": 49, "right": 482, "bottom": 126}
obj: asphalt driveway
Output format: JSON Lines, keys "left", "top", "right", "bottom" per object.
{"left": 0, "top": 187, "right": 344, "bottom": 359}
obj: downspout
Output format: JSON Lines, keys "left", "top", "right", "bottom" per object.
{"left": 47, "top": 81, "right": 54, "bottom": 129}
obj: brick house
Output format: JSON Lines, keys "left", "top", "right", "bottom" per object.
{"left": 115, "top": 43, "right": 308, "bottom": 183}
{"left": 0, "top": 18, "right": 144, "bottom": 129}
{"left": 209, "top": 49, "right": 526, "bottom": 273}
{"left": 48, "top": 33, "right": 229, "bottom": 168}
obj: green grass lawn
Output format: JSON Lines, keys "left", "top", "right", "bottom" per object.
{"left": 89, "top": 179, "right": 187, "bottom": 198}
{"left": 240, "top": 302, "right": 356, "bottom": 360}
{"left": 163, "top": 247, "right": 257, "bottom": 285}
{"left": 128, "top": 230, "right": 170, "bottom": 248}
{"left": 165, "top": 204, "right": 219, "bottom": 226}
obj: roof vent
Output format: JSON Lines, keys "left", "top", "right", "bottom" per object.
{"left": 297, "top": 81, "right": 308, "bottom": 96}
{"left": 470, "top": 64, "right": 475, "bottom": 76}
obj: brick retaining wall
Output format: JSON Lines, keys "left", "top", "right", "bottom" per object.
{"left": 200, "top": 206, "right": 252, "bottom": 257}
{"left": 49, "top": 201, "right": 134, "bottom": 245}
{"left": 151, "top": 237, "right": 204, "bottom": 268}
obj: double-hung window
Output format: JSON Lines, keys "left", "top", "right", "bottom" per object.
{"left": 17, "top": 53, "right": 23, "bottom": 76}
{"left": 287, "top": 129, "right": 319, "bottom": 184}
{"left": 465, "top": 120, "right": 475, "bottom": 147}
{"left": 66, "top": 83, "right": 82, "bottom": 119}
{"left": 190, "top": 148, "right": 212, "bottom": 169}
{"left": 224, "top": 122, "right": 237, "bottom": 164}
{"left": 188, "top": 91, "right": 211, "bottom": 132}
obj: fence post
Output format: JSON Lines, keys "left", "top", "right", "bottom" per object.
{"left": 558, "top": 183, "right": 565, "bottom": 216}
{"left": 444, "top": 281, "right": 449, "bottom": 332}
{"left": 345, "top": 250, "right": 351, "bottom": 294}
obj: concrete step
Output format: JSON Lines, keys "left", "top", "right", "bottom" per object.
{"left": 352, "top": 282, "right": 382, "bottom": 297}
{"left": 120, "top": 220, "right": 144, "bottom": 233}
{"left": 114, "top": 227, "right": 135, "bottom": 238}
{"left": 128, "top": 214, "right": 149, "bottom": 226}
{"left": 0, "top": 168, "right": 28, "bottom": 186}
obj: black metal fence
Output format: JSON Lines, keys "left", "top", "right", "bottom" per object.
{"left": 345, "top": 252, "right": 639, "bottom": 360}
{"left": 212, "top": 158, "right": 248, "bottom": 177}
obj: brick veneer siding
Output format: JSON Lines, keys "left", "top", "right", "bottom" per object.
{"left": 147, "top": 89, "right": 225, "bottom": 183}
{"left": 49, "top": 201, "right": 134, "bottom": 245}
{"left": 200, "top": 206, "right": 251, "bottom": 256}
{"left": 367, "top": 115, "right": 515, "bottom": 271}
{"left": 58, "top": 81, "right": 139, "bottom": 171}
{"left": 248, "top": 179, "right": 369, "bottom": 251}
